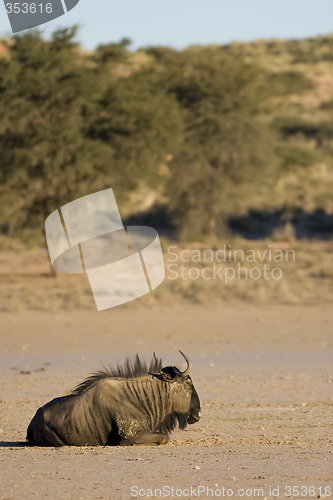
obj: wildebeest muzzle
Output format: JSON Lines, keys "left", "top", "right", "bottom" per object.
{"left": 187, "top": 408, "right": 201, "bottom": 424}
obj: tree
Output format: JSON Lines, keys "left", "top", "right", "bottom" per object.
{"left": 0, "top": 30, "right": 185, "bottom": 238}
{"left": 0, "top": 27, "right": 112, "bottom": 238}
{"left": 87, "top": 65, "right": 184, "bottom": 192}
{"left": 155, "top": 48, "right": 277, "bottom": 239}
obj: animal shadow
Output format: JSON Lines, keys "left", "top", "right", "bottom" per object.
{"left": 0, "top": 441, "right": 32, "bottom": 448}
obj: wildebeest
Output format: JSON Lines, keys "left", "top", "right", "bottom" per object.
{"left": 27, "top": 351, "right": 201, "bottom": 446}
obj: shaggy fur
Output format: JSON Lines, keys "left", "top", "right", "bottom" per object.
{"left": 72, "top": 354, "right": 163, "bottom": 395}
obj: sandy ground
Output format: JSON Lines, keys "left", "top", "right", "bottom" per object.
{"left": 0, "top": 304, "right": 332, "bottom": 499}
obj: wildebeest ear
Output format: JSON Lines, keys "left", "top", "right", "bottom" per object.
{"left": 149, "top": 367, "right": 177, "bottom": 383}
{"left": 160, "top": 371, "right": 177, "bottom": 383}
{"left": 161, "top": 366, "right": 179, "bottom": 382}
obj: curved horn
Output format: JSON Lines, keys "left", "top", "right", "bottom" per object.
{"left": 178, "top": 350, "right": 192, "bottom": 377}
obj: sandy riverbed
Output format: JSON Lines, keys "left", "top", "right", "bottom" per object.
{"left": 0, "top": 304, "right": 332, "bottom": 499}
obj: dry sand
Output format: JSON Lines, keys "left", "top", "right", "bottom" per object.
{"left": 0, "top": 304, "right": 332, "bottom": 499}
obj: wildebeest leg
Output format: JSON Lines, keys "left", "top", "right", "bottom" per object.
{"left": 119, "top": 432, "right": 169, "bottom": 446}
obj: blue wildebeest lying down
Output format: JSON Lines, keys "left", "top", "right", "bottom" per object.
{"left": 27, "top": 351, "right": 201, "bottom": 446}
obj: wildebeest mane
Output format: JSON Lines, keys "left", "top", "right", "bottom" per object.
{"left": 72, "top": 354, "right": 163, "bottom": 395}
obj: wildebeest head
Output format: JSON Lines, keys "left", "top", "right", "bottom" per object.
{"left": 150, "top": 351, "right": 201, "bottom": 428}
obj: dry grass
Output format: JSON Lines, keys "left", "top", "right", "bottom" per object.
{"left": 157, "top": 238, "right": 333, "bottom": 306}
{"left": 0, "top": 236, "right": 332, "bottom": 311}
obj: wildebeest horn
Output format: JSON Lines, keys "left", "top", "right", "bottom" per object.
{"left": 177, "top": 350, "right": 192, "bottom": 377}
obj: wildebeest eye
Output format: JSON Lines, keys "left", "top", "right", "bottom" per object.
{"left": 185, "top": 375, "right": 191, "bottom": 382}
